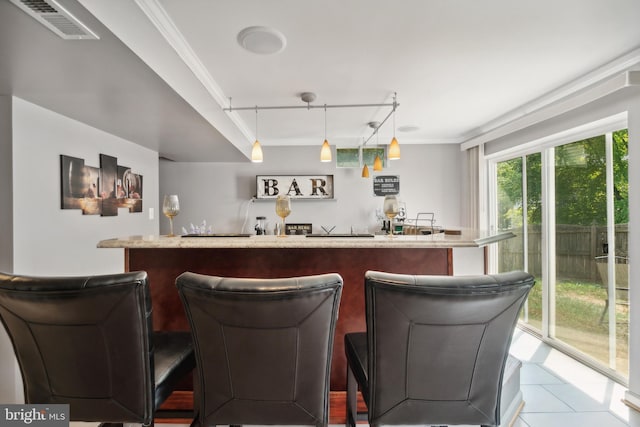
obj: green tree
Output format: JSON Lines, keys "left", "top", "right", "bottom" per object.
{"left": 613, "top": 129, "right": 629, "bottom": 224}
{"left": 497, "top": 158, "right": 522, "bottom": 230}
{"left": 497, "top": 129, "right": 628, "bottom": 228}
{"left": 526, "top": 153, "right": 542, "bottom": 225}
{"left": 555, "top": 135, "right": 606, "bottom": 226}
{"left": 496, "top": 153, "right": 542, "bottom": 229}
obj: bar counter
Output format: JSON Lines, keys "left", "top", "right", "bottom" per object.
{"left": 98, "top": 231, "right": 513, "bottom": 391}
{"left": 98, "top": 230, "right": 512, "bottom": 249}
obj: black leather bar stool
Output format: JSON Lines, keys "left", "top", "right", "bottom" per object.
{"left": 0, "top": 271, "right": 195, "bottom": 426}
{"left": 345, "top": 270, "right": 535, "bottom": 427}
{"left": 176, "top": 271, "right": 343, "bottom": 427}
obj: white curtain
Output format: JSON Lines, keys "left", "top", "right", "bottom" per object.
{"left": 464, "top": 144, "right": 485, "bottom": 230}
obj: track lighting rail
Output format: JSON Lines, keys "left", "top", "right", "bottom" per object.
{"left": 224, "top": 92, "right": 400, "bottom": 161}
{"left": 362, "top": 105, "right": 396, "bottom": 147}
{"left": 223, "top": 101, "right": 397, "bottom": 112}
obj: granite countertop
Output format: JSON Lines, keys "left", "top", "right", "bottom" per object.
{"left": 97, "top": 230, "right": 514, "bottom": 249}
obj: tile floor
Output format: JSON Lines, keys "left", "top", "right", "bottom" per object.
{"left": 508, "top": 328, "right": 634, "bottom": 427}
{"left": 71, "top": 328, "right": 640, "bottom": 427}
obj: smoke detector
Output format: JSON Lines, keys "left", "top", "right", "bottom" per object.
{"left": 9, "top": 0, "right": 99, "bottom": 40}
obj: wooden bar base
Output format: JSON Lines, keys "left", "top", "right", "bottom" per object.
{"left": 128, "top": 246, "right": 450, "bottom": 390}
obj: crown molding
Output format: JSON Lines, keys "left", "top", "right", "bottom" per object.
{"left": 134, "top": 0, "right": 254, "bottom": 144}
{"left": 461, "top": 48, "right": 640, "bottom": 150}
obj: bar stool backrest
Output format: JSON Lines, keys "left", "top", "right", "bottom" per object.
{"left": 0, "top": 271, "right": 155, "bottom": 424}
{"left": 176, "top": 271, "right": 343, "bottom": 427}
{"left": 364, "top": 270, "right": 535, "bottom": 426}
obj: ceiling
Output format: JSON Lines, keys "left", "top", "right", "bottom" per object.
{"left": 2, "top": 0, "right": 640, "bottom": 162}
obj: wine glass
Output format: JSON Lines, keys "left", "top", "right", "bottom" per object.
{"left": 382, "top": 195, "right": 399, "bottom": 238}
{"left": 162, "top": 195, "right": 180, "bottom": 237}
{"left": 275, "top": 194, "right": 291, "bottom": 237}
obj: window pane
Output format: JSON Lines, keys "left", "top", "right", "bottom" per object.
{"left": 497, "top": 158, "right": 524, "bottom": 272}
{"left": 553, "top": 136, "right": 610, "bottom": 367}
{"left": 496, "top": 155, "right": 542, "bottom": 331}
{"left": 526, "top": 153, "right": 542, "bottom": 331}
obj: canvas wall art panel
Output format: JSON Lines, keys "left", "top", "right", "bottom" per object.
{"left": 60, "top": 153, "right": 144, "bottom": 217}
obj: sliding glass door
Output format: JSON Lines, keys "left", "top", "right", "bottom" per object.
{"left": 492, "top": 129, "right": 629, "bottom": 379}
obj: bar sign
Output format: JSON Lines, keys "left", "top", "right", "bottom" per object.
{"left": 373, "top": 175, "right": 400, "bottom": 196}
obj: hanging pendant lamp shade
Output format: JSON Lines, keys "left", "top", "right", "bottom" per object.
{"left": 251, "top": 140, "right": 263, "bottom": 162}
{"left": 371, "top": 122, "right": 383, "bottom": 171}
{"left": 388, "top": 94, "right": 400, "bottom": 160}
{"left": 373, "top": 154, "right": 383, "bottom": 171}
{"left": 320, "top": 106, "right": 332, "bottom": 162}
{"left": 388, "top": 136, "right": 400, "bottom": 160}
{"left": 251, "top": 107, "right": 263, "bottom": 162}
{"left": 320, "top": 139, "right": 332, "bottom": 162}
{"left": 361, "top": 164, "right": 370, "bottom": 178}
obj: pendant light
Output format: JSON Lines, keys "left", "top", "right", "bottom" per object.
{"left": 223, "top": 92, "right": 400, "bottom": 164}
{"left": 373, "top": 125, "right": 383, "bottom": 171}
{"left": 320, "top": 105, "right": 332, "bottom": 162}
{"left": 251, "top": 107, "right": 263, "bottom": 163}
{"left": 361, "top": 142, "right": 370, "bottom": 178}
{"left": 388, "top": 94, "right": 401, "bottom": 160}
{"left": 373, "top": 155, "right": 383, "bottom": 171}
{"left": 388, "top": 137, "right": 400, "bottom": 160}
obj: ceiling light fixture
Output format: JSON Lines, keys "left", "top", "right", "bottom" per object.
{"left": 251, "top": 107, "right": 263, "bottom": 163}
{"left": 361, "top": 164, "right": 370, "bottom": 178}
{"left": 361, "top": 93, "right": 400, "bottom": 148}
{"left": 223, "top": 92, "right": 399, "bottom": 163}
{"left": 373, "top": 154, "right": 383, "bottom": 171}
{"left": 388, "top": 93, "right": 401, "bottom": 160}
{"left": 372, "top": 122, "right": 383, "bottom": 171}
{"left": 237, "top": 26, "right": 286, "bottom": 55}
{"left": 320, "top": 105, "right": 332, "bottom": 162}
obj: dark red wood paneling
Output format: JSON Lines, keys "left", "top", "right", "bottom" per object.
{"left": 128, "top": 247, "right": 451, "bottom": 390}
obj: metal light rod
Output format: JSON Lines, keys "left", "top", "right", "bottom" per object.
{"left": 223, "top": 102, "right": 397, "bottom": 112}
{"left": 362, "top": 92, "right": 398, "bottom": 147}
{"left": 362, "top": 104, "right": 396, "bottom": 147}
{"left": 224, "top": 92, "right": 399, "bottom": 148}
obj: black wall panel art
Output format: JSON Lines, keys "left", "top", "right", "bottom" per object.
{"left": 60, "top": 154, "right": 143, "bottom": 216}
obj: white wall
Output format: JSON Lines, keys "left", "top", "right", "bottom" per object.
{"left": 0, "top": 98, "right": 160, "bottom": 404}
{"left": 0, "top": 96, "right": 12, "bottom": 273}
{"left": 159, "top": 144, "right": 464, "bottom": 235}
{"left": 12, "top": 97, "right": 159, "bottom": 276}
{"left": 0, "top": 96, "right": 17, "bottom": 404}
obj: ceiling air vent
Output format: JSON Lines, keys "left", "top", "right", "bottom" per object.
{"left": 9, "top": 0, "right": 99, "bottom": 40}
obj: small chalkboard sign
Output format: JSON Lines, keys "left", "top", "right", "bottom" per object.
{"left": 285, "top": 223, "right": 313, "bottom": 235}
{"left": 373, "top": 175, "right": 400, "bottom": 196}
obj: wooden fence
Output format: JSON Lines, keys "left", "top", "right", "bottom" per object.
{"left": 498, "top": 223, "right": 629, "bottom": 283}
